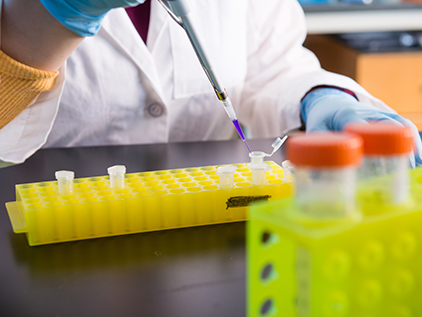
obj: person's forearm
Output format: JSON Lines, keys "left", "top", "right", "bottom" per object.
{"left": 1, "top": 0, "right": 83, "bottom": 72}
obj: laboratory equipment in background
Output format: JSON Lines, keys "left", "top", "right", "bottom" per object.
{"left": 157, "top": 0, "right": 251, "bottom": 152}
{"left": 333, "top": 32, "right": 422, "bottom": 53}
{"left": 346, "top": 122, "right": 413, "bottom": 212}
{"left": 304, "top": 32, "right": 422, "bottom": 130}
{"left": 247, "top": 131, "right": 422, "bottom": 317}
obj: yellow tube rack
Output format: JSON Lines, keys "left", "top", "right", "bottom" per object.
{"left": 6, "top": 161, "right": 292, "bottom": 246}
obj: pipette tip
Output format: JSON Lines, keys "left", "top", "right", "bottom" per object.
{"left": 232, "top": 119, "right": 252, "bottom": 153}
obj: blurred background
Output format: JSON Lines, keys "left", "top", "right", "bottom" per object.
{"left": 301, "top": 0, "right": 422, "bottom": 129}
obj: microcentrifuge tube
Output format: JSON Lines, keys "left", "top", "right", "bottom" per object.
{"left": 108, "top": 165, "right": 126, "bottom": 190}
{"left": 217, "top": 165, "right": 237, "bottom": 189}
{"left": 282, "top": 160, "right": 295, "bottom": 183}
{"left": 248, "top": 135, "right": 288, "bottom": 163}
{"left": 249, "top": 152, "right": 266, "bottom": 163}
{"left": 55, "top": 170, "right": 75, "bottom": 195}
{"left": 248, "top": 163, "right": 272, "bottom": 186}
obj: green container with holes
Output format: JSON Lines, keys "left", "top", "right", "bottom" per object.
{"left": 247, "top": 189, "right": 422, "bottom": 317}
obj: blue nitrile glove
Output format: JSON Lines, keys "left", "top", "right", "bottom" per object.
{"left": 40, "top": 0, "right": 146, "bottom": 37}
{"left": 301, "top": 88, "right": 422, "bottom": 167}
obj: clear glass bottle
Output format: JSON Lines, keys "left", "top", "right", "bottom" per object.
{"left": 345, "top": 122, "right": 413, "bottom": 208}
{"left": 288, "top": 133, "right": 363, "bottom": 218}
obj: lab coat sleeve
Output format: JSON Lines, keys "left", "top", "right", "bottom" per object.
{"left": 238, "top": 0, "right": 393, "bottom": 138}
{"left": 0, "top": 65, "right": 65, "bottom": 165}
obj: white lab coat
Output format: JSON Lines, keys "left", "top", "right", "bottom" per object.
{"left": 0, "top": 0, "right": 392, "bottom": 164}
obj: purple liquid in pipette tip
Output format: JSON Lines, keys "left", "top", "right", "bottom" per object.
{"left": 232, "top": 119, "right": 252, "bottom": 153}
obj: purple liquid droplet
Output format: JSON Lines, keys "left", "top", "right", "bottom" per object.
{"left": 232, "top": 119, "right": 252, "bottom": 153}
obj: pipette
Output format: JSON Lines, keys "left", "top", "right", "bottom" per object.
{"left": 157, "top": 0, "right": 251, "bottom": 153}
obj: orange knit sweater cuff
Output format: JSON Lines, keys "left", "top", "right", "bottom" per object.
{"left": 0, "top": 50, "right": 59, "bottom": 130}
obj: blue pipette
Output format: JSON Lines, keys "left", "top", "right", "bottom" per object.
{"left": 157, "top": 0, "right": 252, "bottom": 153}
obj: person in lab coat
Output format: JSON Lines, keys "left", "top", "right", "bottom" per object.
{"left": 1, "top": 0, "right": 421, "bottom": 165}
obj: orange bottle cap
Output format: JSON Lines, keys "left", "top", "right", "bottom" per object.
{"left": 345, "top": 122, "right": 413, "bottom": 155}
{"left": 287, "top": 132, "right": 363, "bottom": 168}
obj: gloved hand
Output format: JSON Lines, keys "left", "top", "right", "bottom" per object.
{"left": 40, "top": 0, "right": 147, "bottom": 37}
{"left": 301, "top": 87, "right": 422, "bottom": 166}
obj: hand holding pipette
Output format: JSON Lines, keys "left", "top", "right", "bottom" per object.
{"left": 157, "top": 0, "right": 251, "bottom": 152}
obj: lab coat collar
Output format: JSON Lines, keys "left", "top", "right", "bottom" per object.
{"left": 100, "top": 8, "right": 168, "bottom": 102}
{"left": 148, "top": 0, "right": 169, "bottom": 53}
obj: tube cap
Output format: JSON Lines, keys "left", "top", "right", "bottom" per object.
{"left": 55, "top": 170, "right": 75, "bottom": 180}
{"left": 287, "top": 132, "right": 362, "bottom": 167}
{"left": 217, "top": 165, "right": 237, "bottom": 174}
{"left": 107, "top": 165, "right": 126, "bottom": 175}
{"left": 249, "top": 151, "right": 266, "bottom": 163}
{"left": 345, "top": 122, "right": 413, "bottom": 155}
